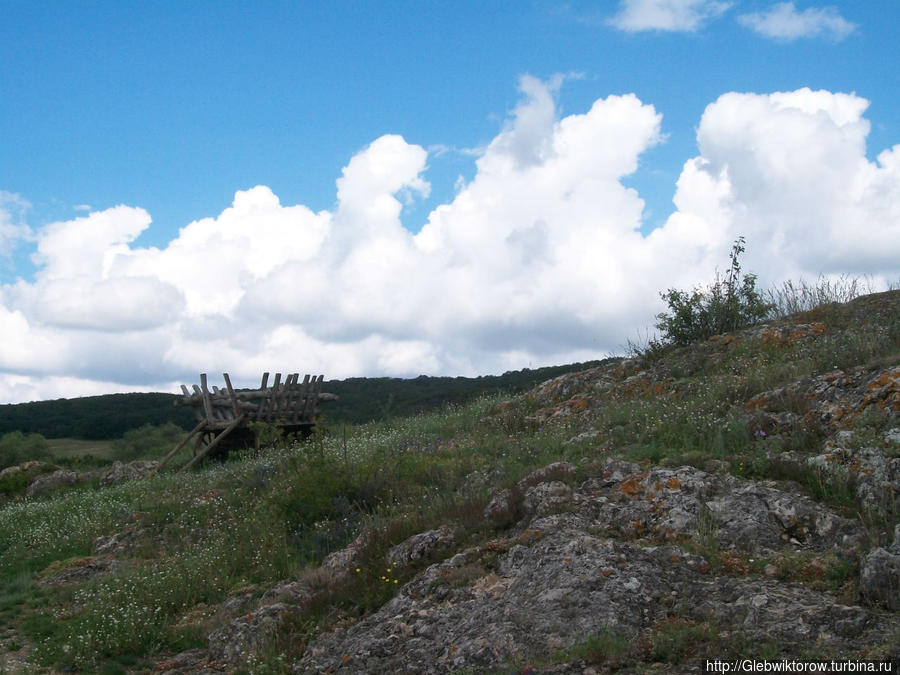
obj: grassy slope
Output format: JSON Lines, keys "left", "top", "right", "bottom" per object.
{"left": 0, "top": 291, "right": 897, "bottom": 672}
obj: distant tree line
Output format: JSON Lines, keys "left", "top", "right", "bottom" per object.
{"left": 0, "top": 393, "right": 197, "bottom": 440}
{"left": 0, "top": 362, "right": 608, "bottom": 440}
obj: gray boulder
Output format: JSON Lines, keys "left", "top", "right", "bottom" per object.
{"left": 859, "top": 527, "right": 900, "bottom": 610}
{"left": 26, "top": 469, "right": 82, "bottom": 497}
{"left": 100, "top": 460, "right": 159, "bottom": 486}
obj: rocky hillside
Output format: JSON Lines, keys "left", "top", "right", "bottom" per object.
{"left": 1, "top": 291, "right": 898, "bottom": 673}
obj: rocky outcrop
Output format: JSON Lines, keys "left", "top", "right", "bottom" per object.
{"left": 20, "top": 459, "right": 161, "bottom": 498}
{"left": 580, "top": 462, "right": 863, "bottom": 553}
{"left": 859, "top": 525, "right": 900, "bottom": 611}
{"left": 807, "top": 429, "right": 900, "bottom": 513}
{"left": 292, "top": 459, "right": 894, "bottom": 672}
{"left": 387, "top": 526, "right": 456, "bottom": 569}
{"left": 39, "top": 556, "right": 121, "bottom": 586}
{"left": 25, "top": 469, "right": 90, "bottom": 497}
{"left": 92, "top": 528, "right": 156, "bottom": 556}
{"left": 207, "top": 603, "right": 299, "bottom": 664}
{"left": 100, "top": 459, "right": 160, "bottom": 486}
{"left": 0, "top": 460, "right": 58, "bottom": 483}
{"left": 746, "top": 364, "right": 900, "bottom": 437}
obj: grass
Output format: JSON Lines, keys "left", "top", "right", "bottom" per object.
{"left": 0, "top": 283, "right": 897, "bottom": 671}
{"left": 45, "top": 438, "right": 116, "bottom": 463}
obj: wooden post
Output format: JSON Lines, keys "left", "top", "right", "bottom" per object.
{"left": 284, "top": 373, "right": 299, "bottom": 422}
{"left": 223, "top": 373, "right": 242, "bottom": 418}
{"left": 156, "top": 419, "right": 208, "bottom": 472}
{"left": 302, "top": 375, "right": 322, "bottom": 422}
{"left": 267, "top": 373, "right": 282, "bottom": 422}
{"left": 179, "top": 414, "right": 246, "bottom": 472}
{"left": 295, "top": 374, "right": 311, "bottom": 423}
{"left": 200, "top": 374, "right": 215, "bottom": 423}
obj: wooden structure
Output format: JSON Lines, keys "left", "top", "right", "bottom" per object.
{"left": 158, "top": 372, "right": 337, "bottom": 472}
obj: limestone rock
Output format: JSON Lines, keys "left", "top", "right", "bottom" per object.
{"left": 25, "top": 469, "right": 83, "bottom": 497}
{"left": 321, "top": 529, "right": 371, "bottom": 580}
{"left": 387, "top": 526, "right": 456, "bottom": 569}
{"left": 100, "top": 460, "right": 159, "bottom": 486}
{"left": 294, "top": 511, "right": 889, "bottom": 674}
{"left": 859, "top": 546, "right": 900, "bottom": 611}
{"left": 207, "top": 603, "right": 300, "bottom": 664}
{"left": 40, "top": 557, "right": 120, "bottom": 585}
{"left": 482, "top": 462, "right": 576, "bottom": 527}
{"left": 807, "top": 431, "right": 900, "bottom": 513}
{"left": 92, "top": 528, "right": 152, "bottom": 555}
{"left": 0, "top": 460, "right": 58, "bottom": 482}
{"left": 259, "top": 580, "right": 314, "bottom": 607}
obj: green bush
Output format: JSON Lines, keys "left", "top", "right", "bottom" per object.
{"left": 0, "top": 431, "right": 51, "bottom": 470}
{"left": 655, "top": 237, "right": 772, "bottom": 346}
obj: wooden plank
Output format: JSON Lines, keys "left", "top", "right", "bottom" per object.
{"left": 180, "top": 384, "right": 191, "bottom": 397}
{"left": 156, "top": 419, "right": 208, "bottom": 472}
{"left": 260, "top": 372, "right": 269, "bottom": 390}
{"left": 200, "top": 374, "right": 215, "bottom": 424}
{"left": 303, "top": 374, "right": 322, "bottom": 422}
{"left": 276, "top": 373, "right": 291, "bottom": 421}
{"left": 295, "top": 374, "right": 311, "bottom": 423}
{"left": 266, "top": 373, "right": 282, "bottom": 422}
{"left": 255, "top": 384, "right": 269, "bottom": 421}
{"left": 284, "top": 373, "right": 299, "bottom": 422}
{"left": 179, "top": 414, "right": 246, "bottom": 472}
{"left": 223, "top": 373, "right": 242, "bottom": 418}
{"left": 278, "top": 373, "right": 291, "bottom": 422}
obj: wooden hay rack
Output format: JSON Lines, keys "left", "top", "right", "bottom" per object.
{"left": 158, "top": 372, "right": 337, "bottom": 472}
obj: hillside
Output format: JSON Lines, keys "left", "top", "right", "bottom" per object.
{"left": 0, "top": 362, "right": 606, "bottom": 440}
{"left": 0, "top": 290, "right": 897, "bottom": 673}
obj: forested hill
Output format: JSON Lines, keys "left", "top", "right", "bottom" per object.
{"left": 0, "top": 360, "right": 608, "bottom": 439}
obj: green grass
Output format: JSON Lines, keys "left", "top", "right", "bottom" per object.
{"left": 45, "top": 438, "right": 116, "bottom": 461}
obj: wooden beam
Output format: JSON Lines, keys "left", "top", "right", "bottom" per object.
{"left": 302, "top": 375, "right": 321, "bottom": 422}
{"left": 285, "top": 373, "right": 299, "bottom": 422}
{"left": 266, "top": 373, "right": 282, "bottom": 422}
{"left": 200, "top": 374, "right": 215, "bottom": 424}
{"left": 296, "top": 374, "right": 311, "bottom": 423}
{"left": 156, "top": 419, "right": 208, "bottom": 473}
{"left": 179, "top": 414, "right": 246, "bottom": 472}
{"left": 223, "top": 372, "right": 242, "bottom": 418}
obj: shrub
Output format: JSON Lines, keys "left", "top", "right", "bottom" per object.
{"left": 654, "top": 237, "right": 772, "bottom": 346}
{"left": 0, "top": 431, "right": 51, "bottom": 470}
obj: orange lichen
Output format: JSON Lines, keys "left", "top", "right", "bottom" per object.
{"left": 620, "top": 477, "right": 645, "bottom": 497}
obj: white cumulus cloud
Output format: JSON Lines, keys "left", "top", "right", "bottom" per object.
{"left": 0, "top": 191, "right": 32, "bottom": 261}
{"left": 738, "top": 2, "right": 856, "bottom": 41}
{"left": 608, "top": 0, "right": 733, "bottom": 32}
{"left": 1, "top": 78, "right": 898, "bottom": 402}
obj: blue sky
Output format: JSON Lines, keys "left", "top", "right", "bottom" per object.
{"left": 1, "top": 1, "right": 899, "bottom": 402}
